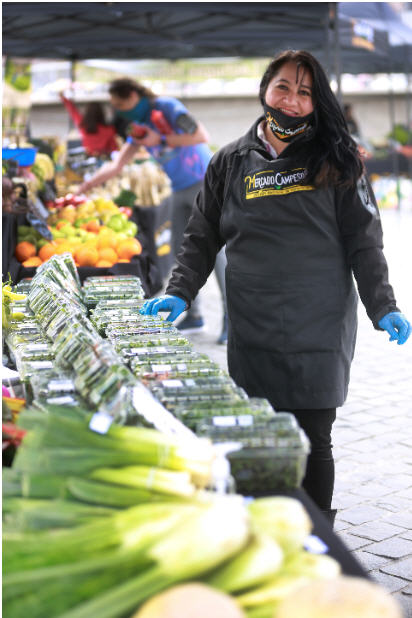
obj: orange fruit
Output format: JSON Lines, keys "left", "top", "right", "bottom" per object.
{"left": 86, "top": 220, "right": 100, "bottom": 233}
{"left": 22, "top": 256, "right": 43, "bottom": 267}
{"left": 116, "top": 238, "right": 142, "bottom": 260}
{"left": 56, "top": 220, "right": 70, "bottom": 230}
{"left": 95, "top": 260, "right": 113, "bottom": 268}
{"left": 75, "top": 246, "right": 99, "bottom": 267}
{"left": 15, "top": 241, "right": 37, "bottom": 263}
{"left": 55, "top": 243, "right": 73, "bottom": 255}
{"left": 117, "top": 258, "right": 130, "bottom": 263}
{"left": 38, "top": 242, "right": 58, "bottom": 262}
{"left": 98, "top": 247, "right": 118, "bottom": 265}
{"left": 97, "top": 233, "right": 117, "bottom": 250}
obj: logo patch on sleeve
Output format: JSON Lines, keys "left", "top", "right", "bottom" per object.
{"left": 244, "top": 168, "right": 313, "bottom": 199}
{"left": 357, "top": 176, "right": 379, "bottom": 217}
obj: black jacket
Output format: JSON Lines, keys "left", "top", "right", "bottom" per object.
{"left": 167, "top": 119, "right": 399, "bottom": 409}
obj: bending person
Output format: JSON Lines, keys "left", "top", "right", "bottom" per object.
{"left": 78, "top": 78, "right": 228, "bottom": 343}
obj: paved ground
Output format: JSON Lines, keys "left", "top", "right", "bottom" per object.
{"left": 171, "top": 208, "right": 412, "bottom": 617}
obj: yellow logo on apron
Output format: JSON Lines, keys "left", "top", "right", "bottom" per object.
{"left": 245, "top": 168, "right": 314, "bottom": 199}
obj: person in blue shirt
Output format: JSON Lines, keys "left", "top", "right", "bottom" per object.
{"left": 79, "top": 78, "right": 227, "bottom": 343}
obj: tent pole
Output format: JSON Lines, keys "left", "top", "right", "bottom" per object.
{"left": 68, "top": 56, "right": 77, "bottom": 131}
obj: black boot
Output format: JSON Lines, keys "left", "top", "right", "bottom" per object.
{"left": 321, "top": 509, "right": 337, "bottom": 527}
{"left": 216, "top": 314, "right": 228, "bottom": 345}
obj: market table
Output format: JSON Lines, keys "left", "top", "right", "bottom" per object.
{"left": 364, "top": 152, "right": 412, "bottom": 176}
{"left": 2, "top": 211, "right": 162, "bottom": 296}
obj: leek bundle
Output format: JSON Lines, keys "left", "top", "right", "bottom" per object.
{"left": 57, "top": 495, "right": 250, "bottom": 618}
{"left": 3, "top": 501, "right": 202, "bottom": 617}
{"left": 15, "top": 404, "right": 214, "bottom": 487}
{"left": 4, "top": 497, "right": 248, "bottom": 618}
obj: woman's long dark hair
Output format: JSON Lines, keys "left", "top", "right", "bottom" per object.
{"left": 80, "top": 103, "right": 107, "bottom": 134}
{"left": 259, "top": 50, "right": 363, "bottom": 188}
{"left": 108, "top": 78, "right": 156, "bottom": 101}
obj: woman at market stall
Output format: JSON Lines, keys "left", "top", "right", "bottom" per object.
{"left": 140, "top": 50, "right": 411, "bottom": 523}
{"left": 59, "top": 93, "right": 119, "bottom": 157}
{"left": 77, "top": 78, "right": 228, "bottom": 344}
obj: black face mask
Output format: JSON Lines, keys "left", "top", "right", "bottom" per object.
{"left": 263, "top": 102, "right": 314, "bottom": 143}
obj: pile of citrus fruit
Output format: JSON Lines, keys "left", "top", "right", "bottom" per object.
{"left": 15, "top": 196, "right": 142, "bottom": 269}
{"left": 15, "top": 226, "right": 142, "bottom": 268}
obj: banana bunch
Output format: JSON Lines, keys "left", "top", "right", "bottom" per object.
{"left": 34, "top": 153, "right": 55, "bottom": 182}
{"left": 2, "top": 279, "right": 26, "bottom": 329}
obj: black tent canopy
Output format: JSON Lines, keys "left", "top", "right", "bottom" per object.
{"left": 3, "top": 3, "right": 332, "bottom": 60}
{"left": 3, "top": 2, "right": 410, "bottom": 78}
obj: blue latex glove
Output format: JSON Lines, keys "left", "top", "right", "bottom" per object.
{"left": 140, "top": 295, "right": 187, "bottom": 322}
{"left": 378, "top": 312, "right": 411, "bottom": 345}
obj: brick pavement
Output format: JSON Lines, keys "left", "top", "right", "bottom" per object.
{"left": 331, "top": 209, "right": 412, "bottom": 618}
{"left": 171, "top": 208, "right": 412, "bottom": 617}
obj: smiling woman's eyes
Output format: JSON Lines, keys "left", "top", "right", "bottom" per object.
{"left": 274, "top": 84, "right": 311, "bottom": 97}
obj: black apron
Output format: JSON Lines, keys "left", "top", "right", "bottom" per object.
{"left": 220, "top": 148, "right": 358, "bottom": 410}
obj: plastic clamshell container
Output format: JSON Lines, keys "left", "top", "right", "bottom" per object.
{"left": 14, "top": 343, "right": 54, "bottom": 373}
{"left": 115, "top": 334, "right": 191, "bottom": 353}
{"left": 197, "top": 412, "right": 309, "bottom": 494}
{"left": 135, "top": 359, "right": 223, "bottom": 381}
{"left": 30, "top": 374, "right": 76, "bottom": 400}
{"left": 173, "top": 397, "right": 275, "bottom": 425}
{"left": 82, "top": 275, "right": 143, "bottom": 287}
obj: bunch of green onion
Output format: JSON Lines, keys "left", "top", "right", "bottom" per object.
{"left": 4, "top": 405, "right": 342, "bottom": 618}
{"left": 14, "top": 403, "right": 215, "bottom": 488}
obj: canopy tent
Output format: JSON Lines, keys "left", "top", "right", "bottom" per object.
{"left": 2, "top": 2, "right": 409, "bottom": 75}
{"left": 3, "top": 3, "right": 411, "bottom": 207}
{"left": 2, "top": 3, "right": 333, "bottom": 60}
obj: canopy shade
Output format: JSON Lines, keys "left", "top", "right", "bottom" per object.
{"left": 3, "top": 2, "right": 411, "bottom": 76}
{"left": 2, "top": 2, "right": 331, "bottom": 60}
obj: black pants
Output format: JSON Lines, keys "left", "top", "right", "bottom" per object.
{"left": 285, "top": 408, "right": 336, "bottom": 511}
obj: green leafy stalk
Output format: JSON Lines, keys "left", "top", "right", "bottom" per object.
{"left": 246, "top": 603, "right": 280, "bottom": 618}
{"left": 4, "top": 501, "right": 199, "bottom": 573}
{"left": 149, "top": 495, "right": 250, "bottom": 579}
{"left": 206, "top": 533, "right": 284, "bottom": 593}
{"left": 89, "top": 465, "right": 195, "bottom": 497}
{"left": 15, "top": 406, "right": 214, "bottom": 484}
{"left": 236, "top": 574, "right": 312, "bottom": 608}
{"left": 4, "top": 553, "right": 152, "bottom": 618}
{"left": 57, "top": 496, "right": 250, "bottom": 618}
{"left": 58, "top": 566, "right": 177, "bottom": 618}
{"left": 3, "top": 497, "right": 116, "bottom": 530}
{"left": 66, "top": 477, "right": 176, "bottom": 508}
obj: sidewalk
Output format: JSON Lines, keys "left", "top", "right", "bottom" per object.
{"left": 175, "top": 208, "right": 412, "bottom": 617}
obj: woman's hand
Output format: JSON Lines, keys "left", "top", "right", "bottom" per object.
{"left": 132, "top": 126, "right": 162, "bottom": 148}
{"left": 140, "top": 295, "right": 187, "bottom": 322}
{"left": 77, "top": 181, "right": 90, "bottom": 195}
{"left": 378, "top": 312, "right": 411, "bottom": 345}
